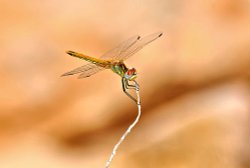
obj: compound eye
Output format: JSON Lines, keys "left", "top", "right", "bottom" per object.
{"left": 127, "top": 69, "right": 133, "bottom": 76}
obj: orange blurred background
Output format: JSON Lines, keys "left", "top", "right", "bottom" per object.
{"left": 1, "top": 0, "right": 250, "bottom": 167}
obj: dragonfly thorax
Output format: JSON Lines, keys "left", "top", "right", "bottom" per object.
{"left": 110, "top": 62, "right": 137, "bottom": 81}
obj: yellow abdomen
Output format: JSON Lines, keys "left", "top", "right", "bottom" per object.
{"left": 66, "top": 50, "right": 112, "bottom": 68}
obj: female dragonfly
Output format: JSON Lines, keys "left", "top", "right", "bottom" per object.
{"left": 62, "top": 32, "right": 163, "bottom": 102}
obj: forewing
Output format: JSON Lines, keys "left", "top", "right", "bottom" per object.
{"left": 61, "top": 63, "right": 104, "bottom": 77}
{"left": 116, "top": 32, "right": 163, "bottom": 61}
{"left": 100, "top": 35, "right": 140, "bottom": 60}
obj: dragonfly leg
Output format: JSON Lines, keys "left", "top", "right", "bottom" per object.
{"left": 125, "top": 80, "right": 140, "bottom": 92}
{"left": 122, "top": 77, "right": 137, "bottom": 102}
{"left": 133, "top": 80, "right": 140, "bottom": 91}
{"left": 125, "top": 80, "right": 137, "bottom": 90}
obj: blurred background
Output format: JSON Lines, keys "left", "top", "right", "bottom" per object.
{"left": 1, "top": 0, "right": 250, "bottom": 167}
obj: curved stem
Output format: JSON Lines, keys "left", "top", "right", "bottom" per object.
{"left": 105, "top": 81, "right": 141, "bottom": 168}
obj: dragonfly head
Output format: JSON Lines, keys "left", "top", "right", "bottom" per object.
{"left": 125, "top": 68, "right": 137, "bottom": 81}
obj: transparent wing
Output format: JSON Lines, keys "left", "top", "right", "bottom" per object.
{"left": 100, "top": 35, "right": 140, "bottom": 60}
{"left": 78, "top": 65, "right": 104, "bottom": 78}
{"left": 61, "top": 63, "right": 104, "bottom": 77}
{"left": 117, "top": 32, "right": 163, "bottom": 61}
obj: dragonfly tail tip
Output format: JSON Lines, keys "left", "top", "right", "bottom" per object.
{"left": 66, "top": 50, "right": 75, "bottom": 56}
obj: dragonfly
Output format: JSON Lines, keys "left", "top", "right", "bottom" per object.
{"left": 62, "top": 32, "right": 163, "bottom": 102}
